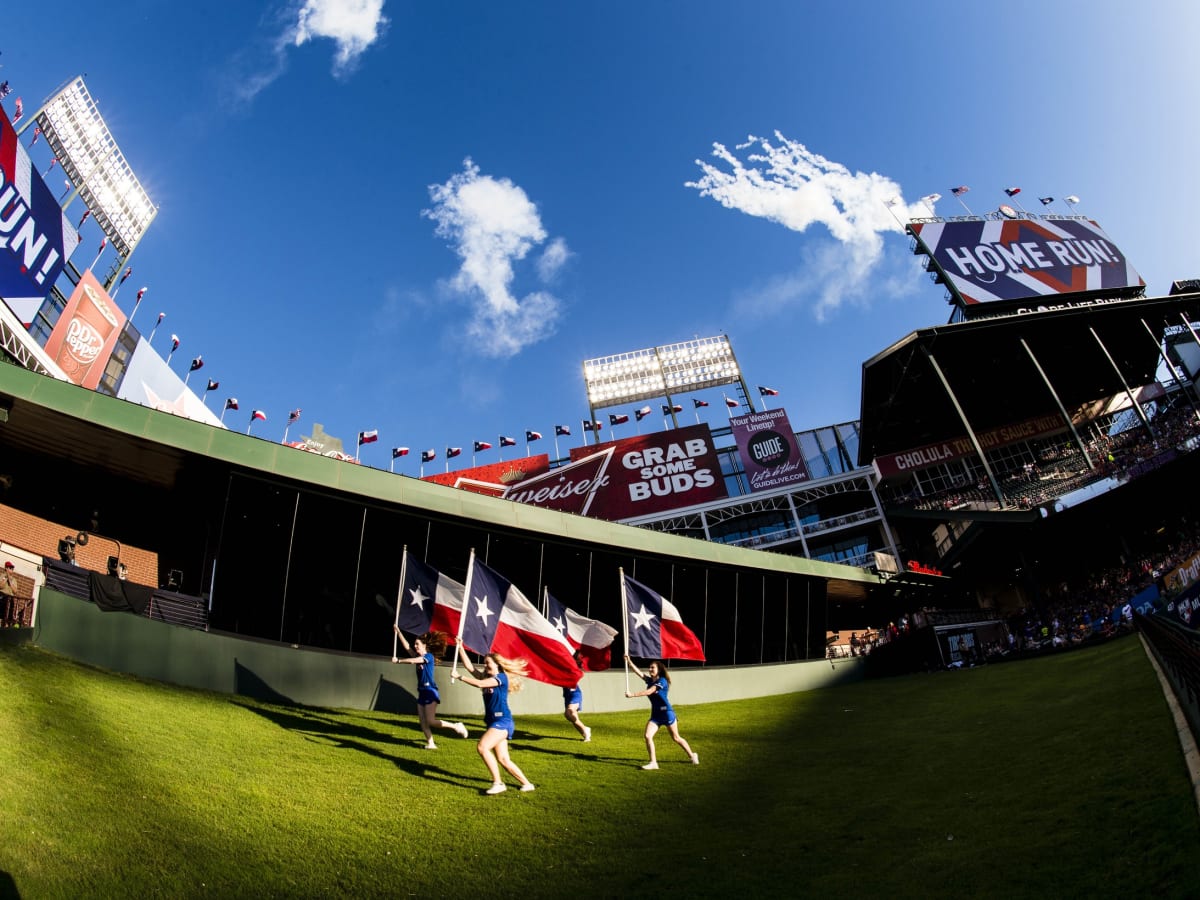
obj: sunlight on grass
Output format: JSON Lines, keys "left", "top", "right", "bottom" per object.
{"left": 2, "top": 638, "right": 1197, "bottom": 897}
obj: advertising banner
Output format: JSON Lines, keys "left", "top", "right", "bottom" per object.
{"left": 729, "top": 407, "right": 810, "bottom": 492}
{"left": 558, "top": 422, "right": 727, "bottom": 520}
{"left": 1165, "top": 550, "right": 1200, "bottom": 597}
{"left": 42, "top": 269, "right": 126, "bottom": 389}
{"left": 115, "top": 336, "right": 223, "bottom": 427}
{"left": 418, "top": 425, "right": 727, "bottom": 520}
{"left": 910, "top": 218, "right": 1143, "bottom": 307}
{"left": 0, "top": 106, "right": 81, "bottom": 325}
{"left": 873, "top": 413, "right": 1068, "bottom": 478}
{"left": 425, "top": 455, "right": 551, "bottom": 497}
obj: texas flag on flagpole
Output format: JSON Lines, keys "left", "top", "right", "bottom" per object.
{"left": 358, "top": 429, "right": 379, "bottom": 445}
{"left": 545, "top": 590, "right": 617, "bottom": 671}
{"left": 395, "top": 550, "right": 464, "bottom": 638}
{"left": 458, "top": 553, "right": 581, "bottom": 687}
{"left": 634, "top": 405, "right": 653, "bottom": 422}
{"left": 620, "top": 572, "right": 705, "bottom": 661}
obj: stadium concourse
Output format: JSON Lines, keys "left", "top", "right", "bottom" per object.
{"left": 851, "top": 287, "right": 1200, "bottom": 668}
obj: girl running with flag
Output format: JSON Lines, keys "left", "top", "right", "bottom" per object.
{"left": 453, "top": 645, "right": 536, "bottom": 795}
{"left": 624, "top": 655, "right": 699, "bottom": 769}
{"left": 563, "top": 650, "right": 592, "bottom": 742}
{"left": 391, "top": 628, "right": 469, "bottom": 749}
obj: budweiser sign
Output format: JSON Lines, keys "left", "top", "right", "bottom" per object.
{"left": 502, "top": 448, "right": 616, "bottom": 515}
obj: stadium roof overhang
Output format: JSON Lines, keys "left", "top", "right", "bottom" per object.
{"left": 0, "top": 364, "right": 878, "bottom": 603}
{"left": 857, "top": 291, "right": 1200, "bottom": 467}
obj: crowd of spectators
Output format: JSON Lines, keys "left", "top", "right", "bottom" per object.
{"left": 887, "top": 400, "right": 1200, "bottom": 515}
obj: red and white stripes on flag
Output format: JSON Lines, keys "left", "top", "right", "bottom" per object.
{"left": 620, "top": 571, "right": 705, "bottom": 661}
{"left": 394, "top": 549, "right": 465, "bottom": 638}
{"left": 458, "top": 552, "right": 582, "bottom": 687}
{"left": 545, "top": 591, "right": 617, "bottom": 671}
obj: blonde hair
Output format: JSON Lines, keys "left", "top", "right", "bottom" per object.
{"left": 488, "top": 653, "right": 529, "bottom": 693}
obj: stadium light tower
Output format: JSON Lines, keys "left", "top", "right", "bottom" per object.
{"left": 22, "top": 77, "right": 158, "bottom": 291}
{"left": 582, "top": 335, "right": 749, "bottom": 434}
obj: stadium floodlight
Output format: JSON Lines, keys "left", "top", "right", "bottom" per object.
{"left": 35, "top": 77, "right": 157, "bottom": 259}
{"left": 583, "top": 335, "right": 743, "bottom": 408}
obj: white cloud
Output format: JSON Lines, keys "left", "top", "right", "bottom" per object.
{"left": 687, "top": 132, "right": 928, "bottom": 318}
{"left": 537, "top": 237, "right": 572, "bottom": 282}
{"left": 424, "top": 159, "right": 565, "bottom": 357}
{"left": 293, "top": 0, "right": 389, "bottom": 73}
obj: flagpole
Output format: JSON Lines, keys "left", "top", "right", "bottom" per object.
{"left": 620, "top": 571, "right": 634, "bottom": 695}
{"left": 553, "top": 435, "right": 560, "bottom": 460}
{"left": 392, "top": 546, "right": 408, "bottom": 662}
{"left": 452, "top": 548, "right": 477, "bottom": 680}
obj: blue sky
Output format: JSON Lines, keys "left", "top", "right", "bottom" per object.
{"left": 4, "top": 1, "right": 1197, "bottom": 468}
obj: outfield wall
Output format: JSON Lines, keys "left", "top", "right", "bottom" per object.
{"left": 29, "top": 590, "right": 865, "bottom": 715}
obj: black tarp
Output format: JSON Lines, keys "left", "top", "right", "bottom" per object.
{"left": 89, "top": 572, "right": 152, "bottom": 614}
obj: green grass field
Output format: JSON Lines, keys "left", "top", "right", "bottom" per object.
{"left": 2, "top": 635, "right": 1198, "bottom": 898}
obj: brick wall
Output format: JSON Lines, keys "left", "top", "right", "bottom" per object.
{"left": 0, "top": 504, "right": 159, "bottom": 586}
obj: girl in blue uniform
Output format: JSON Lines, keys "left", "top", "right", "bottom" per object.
{"left": 624, "top": 656, "right": 699, "bottom": 770}
{"left": 563, "top": 650, "right": 592, "bottom": 742}
{"left": 453, "top": 644, "right": 536, "bottom": 795}
{"left": 392, "top": 628, "right": 469, "bottom": 749}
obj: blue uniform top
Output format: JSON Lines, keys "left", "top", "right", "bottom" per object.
{"left": 644, "top": 674, "right": 676, "bottom": 724}
{"left": 482, "top": 670, "right": 512, "bottom": 724}
{"left": 416, "top": 652, "right": 438, "bottom": 693}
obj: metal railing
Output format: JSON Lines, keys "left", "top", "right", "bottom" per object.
{"left": 1136, "top": 612, "right": 1200, "bottom": 746}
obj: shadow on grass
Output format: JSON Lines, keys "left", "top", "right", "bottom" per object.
{"left": 230, "top": 697, "right": 483, "bottom": 787}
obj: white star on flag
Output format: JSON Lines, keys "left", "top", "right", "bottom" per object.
{"left": 408, "top": 585, "right": 428, "bottom": 611}
{"left": 631, "top": 603, "right": 655, "bottom": 631}
{"left": 551, "top": 615, "right": 566, "bottom": 634}
{"left": 473, "top": 593, "right": 495, "bottom": 627}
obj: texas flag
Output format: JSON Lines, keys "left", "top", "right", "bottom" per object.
{"left": 609, "top": 413, "right": 629, "bottom": 426}
{"left": 622, "top": 573, "right": 705, "bottom": 661}
{"left": 420, "top": 449, "right": 436, "bottom": 463}
{"left": 460, "top": 555, "right": 581, "bottom": 687}
{"left": 499, "top": 435, "right": 517, "bottom": 448}
{"left": 693, "top": 399, "right": 709, "bottom": 409}
{"left": 526, "top": 430, "right": 542, "bottom": 442}
{"left": 757, "top": 385, "right": 779, "bottom": 397}
{"left": 189, "top": 356, "right": 204, "bottom": 372}
{"left": 473, "top": 440, "right": 492, "bottom": 452}
{"left": 634, "top": 405, "right": 653, "bottom": 422}
{"left": 583, "top": 420, "right": 602, "bottom": 432}
{"left": 554, "top": 424, "right": 571, "bottom": 436}
{"left": 446, "top": 446, "right": 462, "bottom": 459}
{"left": 251, "top": 409, "right": 267, "bottom": 422}
{"left": 662, "top": 404, "right": 683, "bottom": 415}
{"left": 724, "top": 396, "right": 740, "bottom": 409}
{"left": 545, "top": 591, "right": 617, "bottom": 671}
{"left": 358, "top": 429, "right": 379, "bottom": 445}
{"left": 392, "top": 447, "right": 410, "bottom": 459}
{"left": 396, "top": 551, "right": 464, "bottom": 637}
